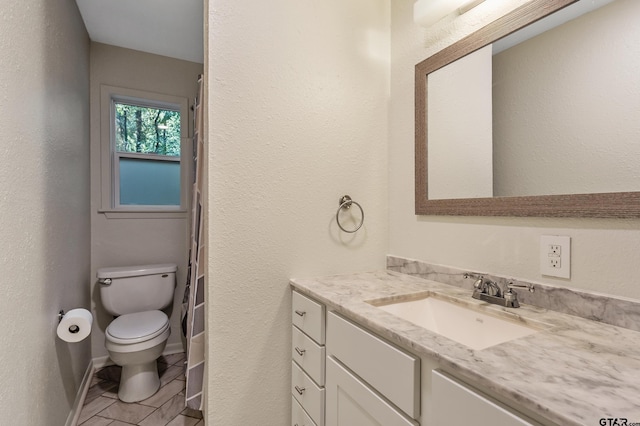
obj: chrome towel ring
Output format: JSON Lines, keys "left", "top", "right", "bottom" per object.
{"left": 336, "top": 195, "right": 364, "bottom": 233}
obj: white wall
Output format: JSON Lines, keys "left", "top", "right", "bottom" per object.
{"left": 0, "top": 0, "right": 91, "bottom": 424}
{"left": 390, "top": 0, "right": 640, "bottom": 300}
{"left": 493, "top": 0, "right": 640, "bottom": 197}
{"left": 206, "top": 0, "right": 390, "bottom": 423}
{"left": 89, "top": 43, "right": 203, "bottom": 360}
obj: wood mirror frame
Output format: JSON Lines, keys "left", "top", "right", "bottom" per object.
{"left": 415, "top": 0, "right": 640, "bottom": 218}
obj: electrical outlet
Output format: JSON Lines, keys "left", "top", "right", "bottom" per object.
{"left": 540, "top": 235, "right": 570, "bottom": 278}
{"left": 549, "top": 245, "right": 561, "bottom": 256}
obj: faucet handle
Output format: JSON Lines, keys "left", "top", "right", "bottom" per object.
{"left": 507, "top": 281, "right": 535, "bottom": 293}
{"left": 473, "top": 276, "right": 484, "bottom": 289}
{"left": 465, "top": 273, "right": 485, "bottom": 292}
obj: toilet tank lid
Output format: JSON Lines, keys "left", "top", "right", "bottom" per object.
{"left": 97, "top": 263, "right": 178, "bottom": 279}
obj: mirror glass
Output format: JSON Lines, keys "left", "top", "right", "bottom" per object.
{"left": 416, "top": 0, "right": 640, "bottom": 216}
{"left": 428, "top": 0, "right": 640, "bottom": 199}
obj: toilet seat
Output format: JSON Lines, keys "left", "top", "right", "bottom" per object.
{"left": 106, "top": 310, "right": 170, "bottom": 345}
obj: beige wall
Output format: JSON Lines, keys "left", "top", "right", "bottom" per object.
{"left": 89, "top": 43, "right": 203, "bottom": 360}
{"left": 493, "top": 0, "right": 640, "bottom": 197}
{"left": 206, "top": 0, "right": 390, "bottom": 423}
{"left": 0, "top": 0, "right": 91, "bottom": 424}
{"left": 390, "top": 0, "right": 640, "bottom": 300}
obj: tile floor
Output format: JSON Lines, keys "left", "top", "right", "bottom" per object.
{"left": 78, "top": 353, "right": 203, "bottom": 426}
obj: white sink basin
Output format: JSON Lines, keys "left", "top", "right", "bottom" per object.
{"left": 369, "top": 294, "right": 544, "bottom": 350}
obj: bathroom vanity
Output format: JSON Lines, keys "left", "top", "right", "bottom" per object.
{"left": 290, "top": 271, "right": 640, "bottom": 426}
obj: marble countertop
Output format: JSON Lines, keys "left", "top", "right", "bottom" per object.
{"left": 290, "top": 270, "right": 640, "bottom": 426}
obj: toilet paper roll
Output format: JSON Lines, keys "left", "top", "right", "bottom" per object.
{"left": 57, "top": 308, "right": 93, "bottom": 343}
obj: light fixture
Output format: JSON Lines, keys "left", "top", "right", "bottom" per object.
{"left": 413, "top": 0, "right": 486, "bottom": 28}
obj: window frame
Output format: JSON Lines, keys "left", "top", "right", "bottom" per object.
{"left": 100, "top": 85, "right": 191, "bottom": 218}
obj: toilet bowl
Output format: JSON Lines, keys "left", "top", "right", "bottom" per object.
{"left": 105, "top": 310, "right": 171, "bottom": 402}
{"left": 98, "top": 263, "right": 177, "bottom": 403}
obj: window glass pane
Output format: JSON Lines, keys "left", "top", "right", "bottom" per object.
{"left": 119, "top": 157, "right": 180, "bottom": 206}
{"left": 115, "top": 102, "right": 181, "bottom": 156}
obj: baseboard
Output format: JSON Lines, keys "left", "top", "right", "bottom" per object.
{"left": 164, "top": 342, "right": 186, "bottom": 356}
{"left": 65, "top": 360, "right": 95, "bottom": 426}
{"left": 92, "top": 342, "right": 186, "bottom": 369}
{"left": 92, "top": 355, "right": 112, "bottom": 370}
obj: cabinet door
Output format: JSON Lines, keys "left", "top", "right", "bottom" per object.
{"left": 326, "top": 357, "right": 418, "bottom": 426}
{"left": 432, "top": 370, "right": 537, "bottom": 426}
{"left": 327, "top": 312, "right": 420, "bottom": 419}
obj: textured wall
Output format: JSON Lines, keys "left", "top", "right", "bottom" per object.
{"left": 89, "top": 43, "right": 203, "bottom": 360}
{"left": 493, "top": 0, "right": 640, "bottom": 197}
{"left": 206, "top": 0, "right": 390, "bottom": 423}
{"left": 0, "top": 0, "right": 91, "bottom": 424}
{"left": 389, "top": 0, "right": 640, "bottom": 300}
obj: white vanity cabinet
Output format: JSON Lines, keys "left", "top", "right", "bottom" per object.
{"left": 290, "top": 288, "right": 547, "bottom": 426}
{"left": 325, "top": 312, "right": 420, "bottom": 426}
{"left": 291, "top": 291, "right": 326, "bottom": 426}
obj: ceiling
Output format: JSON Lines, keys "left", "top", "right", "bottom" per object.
{"left": 75, "top": 0, "right": 204, "bottom": 64}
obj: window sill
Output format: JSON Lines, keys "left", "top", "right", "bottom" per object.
{"left": 99, "top": 209, "right": 188, "bottom": 219}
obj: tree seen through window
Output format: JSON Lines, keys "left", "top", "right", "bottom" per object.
{"left": 115, "top": 102, "right": 181, "bottom": 156}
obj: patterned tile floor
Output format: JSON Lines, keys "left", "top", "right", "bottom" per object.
{"left": 79, "top": 353, "right": 203, "bottom": 426}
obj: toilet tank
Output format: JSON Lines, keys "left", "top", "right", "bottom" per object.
{"left": 98, "top": 263, "right": 177, "bottom": 316}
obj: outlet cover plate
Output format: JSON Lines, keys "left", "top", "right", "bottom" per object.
{"left": 540, "top": 235, "right": 570, "bottom": 278}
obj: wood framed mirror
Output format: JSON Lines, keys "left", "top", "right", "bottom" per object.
{"left": 415, "top": 0, "right": 640, "bottom": 217}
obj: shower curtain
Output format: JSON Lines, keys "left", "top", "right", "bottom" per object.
{"left": 182, "top": 75, "right": 205, "bottom": 411}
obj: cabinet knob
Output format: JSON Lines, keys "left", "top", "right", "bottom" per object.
{"left": 295, "top": 347, "right": 306, "bottom": 356}
{"left": 295, "top": 385, "right": 306, "bottom": 395}
{"left": 294, "top": 310, "right": 306, "bottom": 317}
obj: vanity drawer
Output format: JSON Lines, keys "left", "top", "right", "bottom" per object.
{"left": 292, "top": 396, "right": 317, "bottom": 426}
{"left": 326, "top": 312, "right": 420, "bottom": 420}
{"left": 292, "top": 325, "right": 325, "bottom": 386}
{"left": 292, "top": 291, "right": 325, "bottom": 344}
{"left": 292, "top": 361, "right": 325, "bottom": 426}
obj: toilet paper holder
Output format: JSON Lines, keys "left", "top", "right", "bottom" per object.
{"left": 58, "top": 310, "right": 81, "bottom": 334}
{"left": 57, "top": 308, "right": 93, "bottom": 343}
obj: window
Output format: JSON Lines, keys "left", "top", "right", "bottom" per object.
{"left": 100, "top": 86, "right": 190, "bottom": 216}
{"left": 113, "top": 101, "right": 181, "bottom": 208}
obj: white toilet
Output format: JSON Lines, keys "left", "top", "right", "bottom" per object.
{"left": 97, "top": 263, "right": 177, "bottom": 402}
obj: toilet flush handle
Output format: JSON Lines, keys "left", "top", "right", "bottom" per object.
{"left": 99, "top": 278, "right": 112, "bottom": 286}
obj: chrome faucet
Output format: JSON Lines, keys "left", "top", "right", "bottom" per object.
{"left": 464, "top": 274, "right": 534, "bottom": 308}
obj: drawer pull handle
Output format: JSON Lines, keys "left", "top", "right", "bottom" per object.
{"left": 295, "top": 385, "right": 306, "bottom": 395}
{"left": 294, "top": 310, "right": 306, "bottom": 317}
{"left": 295, "top": 347, "right": 306, "bottom": 356}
